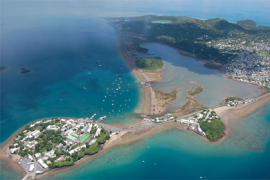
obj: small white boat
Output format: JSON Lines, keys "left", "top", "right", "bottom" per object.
{"left": 142, "top": 161, "right": 145, "bottom": 164}
{"left": 84, "top": 87, "right": 87, "bottom": 90}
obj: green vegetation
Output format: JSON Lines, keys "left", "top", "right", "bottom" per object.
{"left": 155, "top": 90, "right": 177, "bottom": 100}
{"left": 225, "top": 97, "right": 243, "bottom": 103}
{"left": 136, "top": 46, "right": 149, "bottom": 53}
{"left": 156, "top": 35, "right": 176, "bottom": 43}
{"left": 50, "top": 129, "right": 110, "bottom": 169}
{"left": 35, "top": 130, "right": 65, "bottom": 153}
{"left": 257, "top": 52, "right": 269, "bottom": 57}
{"left": 127, "top": 38, "right": 149, "bottom": 53}
{"left": 11, "top": 117, "right": 112, "bottom": 171}
{"left": 204, "top": 62, "right": 222, "bottom": 69}
{"left": 135, "top": 57, "right": 163, "bottom": 70}
{"left": 96, "top": 128, "right": 110, "bottom": 144}
{"left": 84, "top": 142, "right": 100, "bottom": 155}
{"left": 189, "top": 86, "right": 203, "bottom": 96}
{"left": 199, "top": 118, "right": 224, "bottom": 141}
{"left": 151, "top": 20, "right": 172, "bottom": 24}
{"left": 237, "top": 20, "right": 256, "bottom": 27}
{"left": 110, "top": 15, "right": 270, "bottom": 64}
{"left": 50, "top": 158, "right": 74, "bottom": 168}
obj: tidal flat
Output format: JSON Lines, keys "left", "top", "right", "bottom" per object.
{"left": 140, "top": 43, "right": 261, "bottom": 112}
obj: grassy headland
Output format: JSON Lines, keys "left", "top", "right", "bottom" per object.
{"left": 199, "top": 117, "right": 224, "bottom": 141}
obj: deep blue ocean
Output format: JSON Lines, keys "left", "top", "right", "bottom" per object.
{"left": 1, "top": 0, "right": 270, "bottom": 179}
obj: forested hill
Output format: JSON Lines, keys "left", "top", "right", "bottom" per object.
{"left": 108, "top": 15, "right": 270, "bottom": 64}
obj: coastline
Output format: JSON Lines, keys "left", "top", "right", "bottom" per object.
{"left": 34, "top": 122, "right": 189, "bottom": 179}
{"left": 0, "top": 125, "right": 27, "bottom": 178}
{"left": 1, "top": 93, "right": 269, "bottom": 179}
{"left": 112, "top": 22, "right": 172, "bottom": 116}
{"left": 114, "top": 24, "right": 152, "bottom": 116}
{"left": 214, "top": 93, "right": 270, "bottom": 143}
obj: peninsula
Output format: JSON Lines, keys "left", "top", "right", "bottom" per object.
{"left": 19, "top": 68, "right": 32, "bottom": 75}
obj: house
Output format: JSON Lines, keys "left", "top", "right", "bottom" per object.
{"left": 46, "top": 125, "right": 59, "bottom": 131}
{"left": 29, "top": 164, "right": 34, "bottom": 172}
{"left": 35, "top": 153, "right": 41, "bottom": 158}
{"left": 32, "top": 130, "right": 41, "bottom": 138}
{"left": 56, "top": 143, "right": 63, "bottom": 149}
{"left": 10, "top": 147, "right": 19, "bottom": 154}
{"left": 38, "top": 159, "right": 48, "bottom": 169}
{"left": 94, "top": 128, "right": 101, "bottom": 137}
{"left": 89, "top": 139, "right": 96, "bottom": 145}
{"left": 45, "top": 150, "right": 55, "bottom": 158}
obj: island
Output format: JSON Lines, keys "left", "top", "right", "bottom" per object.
{"left": 19, "top": 68, "right": 32, "bottom": 75}
{"left": 0, "top": 65, "right": 7, "bottom": 73}
{"left": 6, "top": 116, "right": 115, "bottom": 179}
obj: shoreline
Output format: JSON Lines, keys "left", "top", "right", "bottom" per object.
{"left": 37, "top": 122, "right": 188, "bottom": 179}
{"left": 213, "top": 92, "right": 270, "bottom": 143}
{"left": 0, "top": 120, "right": 188, "bottom": 179}
{"left": 112, "top": 22, "right": 173, "bottom": 116}
{"left": 1, "top": 93, "right": 269, "bottom": 179}
{"left": 113, "top": 24, "right": 152, "bottom": 115}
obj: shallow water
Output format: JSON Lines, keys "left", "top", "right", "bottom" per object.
{"left": 140, "top": 43, "right": 261, "bottom": 111}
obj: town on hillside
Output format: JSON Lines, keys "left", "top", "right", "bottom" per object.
{"left": 208, "top": 38, "right": 270, "bottom": 87}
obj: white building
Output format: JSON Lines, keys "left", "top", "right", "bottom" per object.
{"left": 46, "top": 125, "right": 59, "bottom": 131}
{"left": 95, "top": 128, "right": 101, "bottom": 137}
{"left": 10, "top": 147, "right": 19, "bottom": 154}
{"left": 29, "top": 164, "right": 34, "bottom": 172}
{"left": 89, "top": 139, "right": 96, "bottom": 145}
{"left": 38, "top": 159, "right": 48, "bottom": 169}
{"left": 32, "top": 130, "right": 41, "bottom": 138}
{"left": 35, "top": 153, "right": 41, "bottom": 158}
